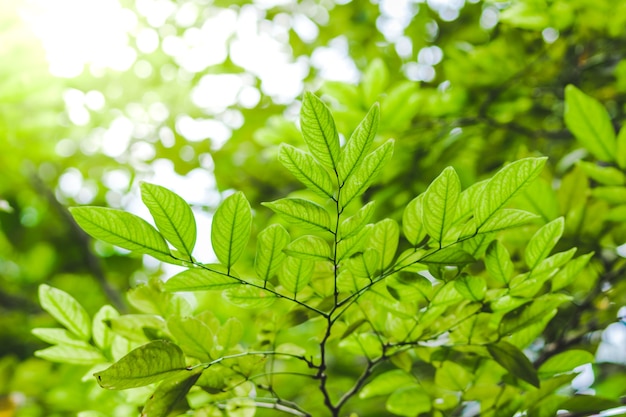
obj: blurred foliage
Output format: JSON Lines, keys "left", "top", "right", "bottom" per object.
{"left": 1, "top": 0, "right": 626, "bottom": 415}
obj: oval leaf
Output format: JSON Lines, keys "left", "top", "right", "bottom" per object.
{"left": 278, "top": 144, "right": 335, "bottom": 199}
{"left": 165, "top": 266, "right": 240, "bottom": 292}
{"left": 525, "top": 217, "right": 564, "bottom": 269}
{"left": 284, "top": 235, "right": 331, "bottom": 261}
{"left": 141, "top": 367, "right": 203, "bottom": 417}
{"left": 211, "top": 192, "right": 252, "bottom": 269}
{"left": 422, "top": 166, "right": 461, "bottom": 246}
{"left": 300, "top": 91, "right": 340, "bottom": 170}
{"left": 255, "top": 224, "right": 290, "bottom": 283}
{"left": 262, "top": 198, "right": 331, "bottom": 232}
{"left": 338, "top": 103, "right": 379, "bottom": 182}
{"left": 38, "top": 284, "right": 91, "bottom": 340}
{"left": 487, "top": 341, "right": 539, "bottom": 388}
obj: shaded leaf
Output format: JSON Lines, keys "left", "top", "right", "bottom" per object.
{"left": 211, "top": 192, "right": 252, "bottom": 269}
{"left": 141, "top": 367, "right": 203, "bottom": 417}
{"left": 262, "top": 198, "right": 331, "bottom": 232}
{"left": 141, "top": 182, "right": 196, "bottom": 259}
{"left": 435, "top": 361, "right": 472, "bottom": 391}
{"left": 300, "top": 91, "right": 340, "bottom": 170}
{"left": 359, "top": 370, "right": 415, "bottom": 399}
{"left": 94, "top": 340, "right": 187, "bottom": 390}
{"left": 576, "top": 161, "right": 625, "bottom": 186}
{"left": 278, "top": 144, "right": 335, "bottom": 199}
{"left": 38, "top": 284, "right": 91, "bottom": 340}
{"left": 487, "top": 341, "right": 539, "bottom": 387}
{"left": 551, "top": 252, "right": 594, "bottom": 291}
{"left": 31, "top": 328, "right": 86, "bottom": 347}
{"left": 386, "top": 386, "right": 431, "bottom": 416}
{"left": 93, "top": 305, "right": 120, "bottom": 350}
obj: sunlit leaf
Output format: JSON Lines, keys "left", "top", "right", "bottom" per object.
{"left": 337, "top": 225, "right": 372, "bottom": 260}
{"left": 70, "top": 207, "right": 174, "bottom": 264}
{"left": 422, "top": 166, "right": 461, "bottom": 246}
{"left": 164, "top": 266, "right": 240, "bottom": 292}
{"left": 167, "top": 316, "right": 214, "bottom": 361}
{"left": 386, "top": 386, "right": 431, "bottom": 416}
{"left": 284, "top": 235, "right": 331, "bottom": 261}
{"left": 141, "top": 182, "right": 196, "bottom": 259}
{"left": 361, "top": 58, "right": 389, "bottom": 104}
{"left": 478, "top": 209, "right": 539, "bottom": 234}
{"left": 92, "top": 305, "right": 120, "bottom": 350}
{"left": 262, "top": 198, "right": 332, "bottom": 232}
{"left": 525, "top": 217, "right": 564, "bottom": 269}
{"left": 255, "top": 224, "right": 290, "bottom": 283}
{"left": 141, "top": 367, "right": 203, "bottom": 417}
{"left": 94, "top": 340, "right": 187, "bottom": 390}
{"left": 576, "top": 161, "right": 625, "bottom": 186}
{"left": 340, "top": 139, "right": 394, "bottom": 208}
{"left": 300, "top": 91, "right": 340, "bottom": 170}
{"left": 278, "top": 144, "right": 335, "bottom": 199}
{"left": 538, "top": 350, "right": 594, "bottom": 378}
{"left": 617, "top": 125, "right": 626, "bottom": 169}
{"left": 346, "top": 249, "right": 379, "bottom": 278}
{"left": 402, "top": 194, "right": 427, "bottom": 246}
{"left": 212, "top": 192, "right": 252, "bottom": 269}
{"left": 435, "top": 361, "right": 472, "bottom": 391}
{"left": 223, "top": 283, "right": 276, "bottom": 309}
{"left": 420, "top": 245, "right": 475, "bottom": 265}
{"left": 34, "top": 343, "right": 106, "bottom": 365}
{"left": 454, "top": 274, "right": 486, "bottom": 301}
{"left": 485, "top": 241, "right": 514, "bottom": 285}
{"left": 565, "top": 84, "right": 616, "bottom": 162}
{"left": 487, "top": 341, "right": 539, "bottom": 387}
{"left": 216, "top": 318, "right": 243, "bottom": 354}
{"left": 338, "top": 103, "right": 379, "bottom": 182}
{"left": 359, "top": 370, "right": 415, "bottom": 399}
{"left": 38, "top": 284, "right": 91, "bottom": 340}
{"left": 367, "top": 219, "right": 399, "bottom": 270}
{"left": 474, "top": 157, "right": 547, "bottom": 229}
{"left": 339, "top": 201, "right": 376, "bottom": 240}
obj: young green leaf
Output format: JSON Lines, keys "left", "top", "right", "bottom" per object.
{"left": 359, "top": 369, "right": 415, "bottom": 399}
{"left": 499, "top": 294, "right": 571, "bottom": 336}
{"left": 346, "top": 249, "right": 380, "bottom": 278}
{"left": 576, "top": 161, "right": 625, "bottom": 186}
{"left": 338, "top": 103, "right": 379, "bottom": 182}
{"left": 422, "top": 166, "right": 461, "bottom": 246}
{"left": 278, "top": 144, "right": 335, "bottom": 199}
{"left": 93, "top": 305, "right": 120, "bottom": 350}
{"left": 164, "top": 266, "right": 240, "bottom": 292}
{"left": 386, "top": 386, "right": 431, "bottom": 416}
{"left": 167, "top": 316, "right": 214, "bottom": 361}
{"left": 367, "top": 219, "right": 399, "bottom": 270}
{"left": 31, "top": 328, "right": 88, "bottom": 346}
{"left": 525, "top": 217, "right": 564, "bottom": 269}
{"left": 262, "top": 198, "right": 331, "bottom": 232}
{"left": 477, "top": 209, "right": 539, "bottom": 234}
{"left": 337, "top": 225, "right": 372, "bottom": 261}
{"left": 216, "top": 318, "right": 243, "bottom": 354}
{"left": 255, "top": 224, "right": 290, "bottom": 283}
{"left": 402, "top": 194, "right": 427, "bottom": 246}
{"left": 617, "top": 125, "right": 626, "bottom": 169}
{"left": 94, "top": 340, "right": 187, "bottom": 390}
{"left": 420, "top": 246, "right": 475, "bottom": 265}
{"left": 211, "top": 191, "right": 252, "bottom": 269}
{"left": 141, "top": 367, "right": 203, "bottom": 417}
{"left": 38, "top": 284, "right": 91, "bottom": 340}
{"left": 474, "top": 157, "right": 547, "bottom": 229}
{"left": 564, "top": 84, "right": 616, "bottom": 162}
{"left": 487, "top": 341, "right": 540, "bottom": 387}
{"left": 34, "top": 343, "right": 106, "bottom": 365}
{"left": 284, "top": 235, "right": 331, "bottom": 261}
{"left": 278, "top": 256, "right": 314, "bottom": 297}
{"left": 141, "top": 182, "right": 197, "bottom": 259}
{"left": 551, "top": 252, "right": 594, "bottom": 291}
{"left": 538, "top": 350, "right": 594, "bottom": 378}
{"left": 339, "top": 201, "right": 376, "bottom": 240}
{"left": 454, "top": 274, "right": 486, "bottom": 301}
{"left": 70, "top": 207, "right": 174, "bottom": 263}
{"left": 340, "top": 139, "right": 394, "bottom": 208}
{"left": 435, "top": 361, "right": 472, "bottom": 391}
{"left": 485, "top": 241, "right": 514, "bottom": 285}
{"left": 223, "top": 284, "right": 276, "bottom": 309}
{"left": 361, "top": 58, "right": 389, "bottom": 104}
{"left": 300, "top": 91, "right": 340, "bottom": 170}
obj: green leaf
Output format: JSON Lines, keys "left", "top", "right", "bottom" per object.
{"left": 485, "top": 241, "right": 514, "bottom": 285}
{"left": 223, "top": 284, "right": 276, "bottom": 309}
{"left": 564, "top": 84, "right": 616, "bottom": 162}
{"left": 435, "top": 361, "right": 472, "bottom": 391}
{"left": 478, "top": 209, "right": 539, "bottom": 234}
{"left": 93, "top": 305, "right": 120, "bottom": 350}
{"left": 559, "top": 395, "right": 623, "bottom": 414}
{"left": 164, "top": 266, "right": 240, "bottom": 292}
{"left": 454, "top": 274, "right": 486, "bottom": 301}
{"left": 474, "top": 157, "right": 547, "bottom": 229}
{"left": 551, "top": 252, "right": 594, "bottom": 291}
{"left": 211, "top": 192, "right": 252, "bottom": 269}
{"left": 94, "top": 340, "right": 187, "bottom": 390}
{"left": 576, "top": 161, "right": 625, "bottom": 186}
{"left": 338, "top": 103, "right": 379, "bottom": 182}
{"left": 254, "top": 224, "right": 290, "bottom": 283}
{"left": 31, "top": 328, "right": 88, "bottom": 346}
{"left": 420, "top": 246, "right": 475, "bottom": 265}
{"left": 617, "top": 125, "right": 626, "bottom": 169}
{"left": 538, "top": 350, "right": 594, "bottom": 378}
{"left": 107, "top": 315, "right": 167, "bottom": 343}
{"left": 337, "top": 225, "right": 372, "bottom": 261}
{"left": 422, "top": 166, "right": 461, "bottom": 245}
{"left": 216, "top": 318, "right": 243, "bottom": 353}
{"left": 278, "top": 256, "right": 315, "bottom": 297}
{"left": 141, "top": 182, "right": 196, "bottom": 259}
{"left": 38, "top": 284, "right": 91, "bottom": 340}
{"left": 300, "top": 91, "right": 340, "bottom": 170}
{"left": 167, "top": 316, "right": 214, "bottom": 361}
{"left": 499, "top": 294, "right": 571, "bottom": 336}
{"left": 340, "top": 139, "right": 394, "bottom": 208}
{"left": 141, "top": 367, "right": 203, "bottom": 417}
{"left": 487, "top": 341, "right": 539, "bottom": 387}
{"left": 284, "top": 235, "right": 331, "bottom": 261}
{"left": 346, "top": 249, "right": 379, "bottom": 278}
{"left": 525, "top": 217, "right": 564, "bottom": 269}
{"left": 359, "top": 370, "right": 415, "bottom": 399}
{"left": 591, "top": 186, "right": 626, "bottom": 204}
{"left": 70, "top": 207, "right": 174, "bottom": 263}
{"left": 262, "top": 198, "right": 332, "bottom": 232}
{"left": 34, "top": 343, "right": 106, "bottom": 365}
{"left": 339, "top": 201, "right": 376, "bottom": 240}
{"left": 386, "top": 386, "right": 431, "bottom": 416}
{"left": 402, "top": 194, "right": 427, "bottom": 246}
{"left": 367, "top": 219, "right": 399, "bottom": 270}
{"left": 361, "top": 58, "right": 389, "bottom": 104}
{"left": 278, "top": 144, "right": 335, "bottom": 199}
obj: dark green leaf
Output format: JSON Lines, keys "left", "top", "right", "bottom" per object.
{"left": 262, "top": 198, "right": 331, "bottom": 232}
{"left": 487, "top": 341, "right": 539, "bottom": 387}
{"left": 141, "top": 367, "right": 203, "bottom": 417}
{"left": 95, "top": 340, "right": 187, "bottom": 390}
{"left": 278, "top": 144, "right": 335, "bottom": 199}
{"left": 300, "top": 91, "right": 340, "bottom": 170}
{"left": 211, "top": 192, "right": 252, "bottom": 269}
{"left": 560, "top": 395, "right": 623, "bottom": 414}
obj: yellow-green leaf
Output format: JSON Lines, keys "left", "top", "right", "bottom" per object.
{"left": 211, "top": 192, "right": 252, "bottom": 269}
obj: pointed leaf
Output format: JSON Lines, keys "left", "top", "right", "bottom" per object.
{"left": 70, "top": 207, "right": 174, "bottom": 263}
{"left": 284, "top": 235, "right": 331, "bottom": 261}
{"left": 278, "top": 144, "right": 335, "bottom": 199}
{"left": 340, "top": 139, "right": 394, "bottom": 208}
{"left": 338, "top": 103, "right": 379, "bottom": 182}
{"left": 141, "top": 367, "right": 203, "bottom": 417}
{"left": 487, "top": 341, "right": 539, "bottom": 387}
{"left": 525, "top": 217, "right": 564, "bottom": 269}
{"left": 617, "top": 125, "right": 626, "bottom": 169}
{"left": 223, "top": 284, "right": 276, "bottom": 309}
{"left": 422, "top": 166, "right": 461, "bottom": 245}
{"left": 367, "top": 219, "right": 399, "bottom": 270}
{"left": 337, "top": 225, "right": 372, "bottom": 261}
{"left": 478, "top": 209, "right": 539, "bottom": 234}
{"left": 167, "top": 316, "right": 214, "bottom": 360}
{"left": 474, "top": 157, "right": 547, "bottom": 229}
{"left": 359, "top": 370, "right": 415, "bottom": 399}
{"left": 34, "top": 343, "right": 106, "bottom": 365}
{"left": 212, "top": 192, "right": 252, "bottom": 269}
{"left": 141, "top": 182, "right": 196, "bottom": 259}
{"left": 216, "top": 318, "right": 243, "bottom": 353}
{"left": 262, "top": 198, "right": 331, "bottom": 232}
{"left": 538, "top": 350, "right": 594, "bottom": 378}
{"left": 420, "top": 246, "right": 475, "bottom": 265}
{"left": 403, "top": 194, "right": 427, "bottom": 246}
{"left": 32, "top": 328, "right": 88, "bottom": 346}
{"left": 254, "top": 224, "right": 290, "bottom": 283}
{"left": 93, "top": 305, "right": 120, "bottom": 350}
{"left": 435, "top": 361, "right": 472, "bottom": 391}
{"left": 165, "top": 266, "right": 240, "bottom": 292}
{"left": 485, "top": 241, "right": 514, "bottom": 285}
{"left": 300, "top": 91, "right": 340, "bottom": 170}
{"left": 339, "top": 201, "right": 375, "bottom": 240}
{"left": 38, "top": 284, "right": 91, "bottom": 340}
{"left": 565, "top": 84, "right": 616, "bottom": 162}
{"left": 500, "top": 294, "right": 571, "bottom": 336}
{"left": 551, "top": 252, "right": 593, "bottom": 291}
{"left": 95, "top": 340, "right": 187, "bottom": 390}
{"left": 454, "top": 275, "right": 486, "bottom": 301}
{"left": 576, "top": 161, "right": 625, "bottom": 186}
{"left": 386, "top": 386, "right": 431, "bottom": 416}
